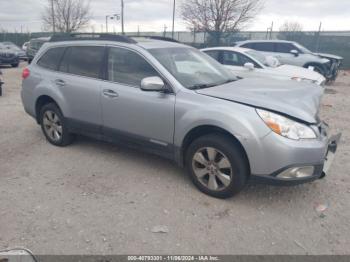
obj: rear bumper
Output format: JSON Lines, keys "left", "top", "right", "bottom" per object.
{"left": 250, "top": 133, "right": 341, "bottom": 186}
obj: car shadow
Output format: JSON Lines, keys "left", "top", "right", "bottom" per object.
{"left": 63, "top": 134, "right": 321, "bottom": 204}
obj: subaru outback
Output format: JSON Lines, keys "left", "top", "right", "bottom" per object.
{"left": 21, "top": 34, "right": 341, "bottom": 199}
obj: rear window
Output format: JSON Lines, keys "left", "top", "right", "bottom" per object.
{"left": 37, "top": 47, "right": 66, "bottom": 71}
{"left": 59, "top": 46, "right": 105, "bottom": 79}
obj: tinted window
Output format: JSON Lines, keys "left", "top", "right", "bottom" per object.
{"left": 222, "top": 51, "right": 259, "bottom": 68}
{"left": 108, "top": 47, "right": 159, "bottom": 86}
{"left": 275, "top": 43, "right": 295, "bottom": 53}
{"left": 252, "top": 42, "right": 274, "bottom": 52}
{"left": 59, "top": 46, "right": 105, "bottom": 79}
{"left": 37, "top": 47, "right": 65, "bottom": 70}
{"left": 204, "top": 50, "right": 220, "bottom": 61}
{"left": 241, "top": 43, "right": 254, "bottom": 49}
{"left": 222, "top": 51, "right": 241, "bottom": 66}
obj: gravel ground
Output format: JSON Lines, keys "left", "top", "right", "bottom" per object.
{"left": 0, "top": 63, "right": 349, "bottom": 255}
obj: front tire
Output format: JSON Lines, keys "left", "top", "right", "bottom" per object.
{"left": 185, "top": 134, "right": 249, "bottom": 199}
{"left": 11, "top": 63, "right": 19, "bottom": 68}
{"left": 40, "top": 103, "right": 74, "bottom": 147}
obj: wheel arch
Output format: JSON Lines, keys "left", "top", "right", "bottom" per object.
{"left": 178, "top": 125, "right": 251, "bottom": 173}
{"left": 35, "top": 95, "right": 61, "bottom": 124}
{"left": 303, "top": 62, "right": 325, "bottom": 73}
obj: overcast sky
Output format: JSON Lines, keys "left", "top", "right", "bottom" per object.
{"left": 0, "top": 0, "right": 350, "bottom": 33}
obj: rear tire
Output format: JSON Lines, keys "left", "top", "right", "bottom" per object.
{"left": 40, "top": 103, "right": 74, "bottom": 147}
{"left": 185, "top": 134, "right": 249, "bottom": 199}
{"left": 11, "top": 63, "right": 19, "bottom": 68}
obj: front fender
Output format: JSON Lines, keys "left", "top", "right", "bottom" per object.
{"left": 174, "top": 92, "right": 272, "bottom": 173}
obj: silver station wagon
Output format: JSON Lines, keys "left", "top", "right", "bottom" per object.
{"left": 21, "top": 34, "right": 341, "bottom": 198}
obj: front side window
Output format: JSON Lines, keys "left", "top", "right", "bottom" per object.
{"left": 204, "top": 50, "right": 220, "bottom": 61}
{"left": 150, "top": 47, "right": 236, "bottom": 89}
{"left": 108, "top": 47, "right": 159, "bottom": 87}
{"left": 275, "top": 43, "right": 295, "bottom": 53}
{"left": 59, "top": 46, "right": 105, "bottom": 79}
{"left": 252, "top": 42, "right": 274, "bottom": 52}
{"left": 222, "top": 51, "right": 241, "bottom": 66}
{"left": 37, "top": 47, "right": 66, "bottom": 71}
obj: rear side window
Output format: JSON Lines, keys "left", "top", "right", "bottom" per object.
{"left": 37, "top": 47, "right": 66, "bottom": 71}
{"left": 59, "top": 46, "right": 105, "bottom": 79}
{"left": 107, "top": 47, "right": 159, "bottom": 87}
{"left": 251, "top": 42, "right": 274, "bottom": 52}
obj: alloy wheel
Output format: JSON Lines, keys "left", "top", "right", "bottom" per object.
{"left": 43, "top": 110, "right": 63, "bottom": 142}
{"left": 192, "top": 147, "right": 233, "bottom": 191}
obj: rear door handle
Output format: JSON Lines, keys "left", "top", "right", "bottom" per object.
{"left": 103, "top": 89, "right": 119, "bottom": 98}
{"left": 54, "top": 79, "right": 65, "bottom": 87}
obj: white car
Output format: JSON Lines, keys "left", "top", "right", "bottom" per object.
{"left": 202, "top": 47, "right": 326, "bottom": 86}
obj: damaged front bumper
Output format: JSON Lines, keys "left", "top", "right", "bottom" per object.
{"left": 251, "top": 132, "right": 342, "bottom": 186}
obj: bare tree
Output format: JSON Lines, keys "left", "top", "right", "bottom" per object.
{"left": 181, "top": 0, "right": 262, "bottom": 43}
{"left": 279, "top": 21, "right": 304, "bottom": 41}
{"left": 42, "top": 0, "right": 92, "bottom": 33}
{"left": 279, "top": 21, "right": 303, "bottom": 32}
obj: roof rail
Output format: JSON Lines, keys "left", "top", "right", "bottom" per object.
{"left": 130, "top": 35, "right": 179, "bottom": 43}
{"left": 49, "top": 33, "right": 137, "bottom": 44}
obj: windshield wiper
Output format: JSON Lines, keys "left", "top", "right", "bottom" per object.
{"left": 188, "top": 83, "right": 217, "bottom": 90}
{"left": 223, "top": 78, "right": 238, "bottom": 84}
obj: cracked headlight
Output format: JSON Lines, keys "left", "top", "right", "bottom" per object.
{"left": 257, "top": 109, "right": 317, "bottom": 140}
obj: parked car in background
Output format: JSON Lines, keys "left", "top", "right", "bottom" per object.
{"left": 202, "top": 47, "right": 326, "bottom": 86}
{"left": 26, "top": 37, "right": 50, "bottom": 64}
{"left": 2, "top": 42, "right": 27, "bottom": 61}
{"left": 0, "top": 43, "right": 20, "bottom": 67}
{"left": 22, "top": 42, "right": 29, "bottom": 51}
{"left": 235, "top": 40, "right": 343, "bottom": 81}
{"left": 21, "top": 34, "right": 340, "bottom": 199}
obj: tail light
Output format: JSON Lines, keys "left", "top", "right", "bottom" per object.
{"left": 22, "top": 68, "right": 30, "bottom": 79}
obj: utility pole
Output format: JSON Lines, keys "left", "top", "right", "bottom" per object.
{"left": 51, "top": 0, "right": 56, "bottom": 33}
{"left": 171, "top": 0, "right": 176, "bottom": 39}
{"left": 121, "top": 0, "right": 125, "bottom": 35}
{"left": 163, "top": 24, "right": 167, "bottom": 37}
{"left": 316, "top": 22, "right": 322, "bottom": 52}
{"left": 106, "top": 16, "right": 109, "bottom": 33}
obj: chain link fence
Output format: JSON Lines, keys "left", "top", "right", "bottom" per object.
{"left": 1, "top": 31, "right": 350, "bottom": 68}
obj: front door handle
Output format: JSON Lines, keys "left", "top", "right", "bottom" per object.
{"left": 103, "top": 89, "right": 119, "bottom": 98}
{"left": 54, "top": 79, "right": 65, "bottom": 87}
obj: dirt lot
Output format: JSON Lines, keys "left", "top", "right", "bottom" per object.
{"left": 0, "top": 63, "right": 349, "bottom": 255}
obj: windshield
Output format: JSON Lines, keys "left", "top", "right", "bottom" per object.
{"left": 245, "top": 50, "right": 268, "bottom": 66}
{"left": 30, "top": 40, "right": 45, "bottom": 50}
{"left": 245, "top": 50, "right": 281, "bottom": 68}
{"left": 149, "top": 47, "right": 237, "bottom": 89}
{"left": 293, "top": 43, "right": 312, "bottom": 54}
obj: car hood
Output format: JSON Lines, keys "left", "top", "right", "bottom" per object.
{"left": 196, "top": 78, "right": 324, "bottom": 124}
{"left": 271, "top": 65, "right": 325, "bottom": 83}
{"left": 314, "top": 52, "right": 343, "bottom": 61}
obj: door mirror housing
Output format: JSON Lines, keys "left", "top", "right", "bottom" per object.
{"left": 244, "top": 62, "right": 255, "bottom": 70}
{"left": 141, "top": 76, "right": 165, "bottom": 91}
{"left": 290, "top": 49, "right": 299, "bottom": 56}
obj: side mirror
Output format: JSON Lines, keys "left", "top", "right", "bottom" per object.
{"left": 141, "top": 76, "right": 165, "bottom": 91}
{"left": 244, "top": 62, "right": 255, "bottom": 70}
{"left": 290, "top": 50, "right": 299, "bottom": 57}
